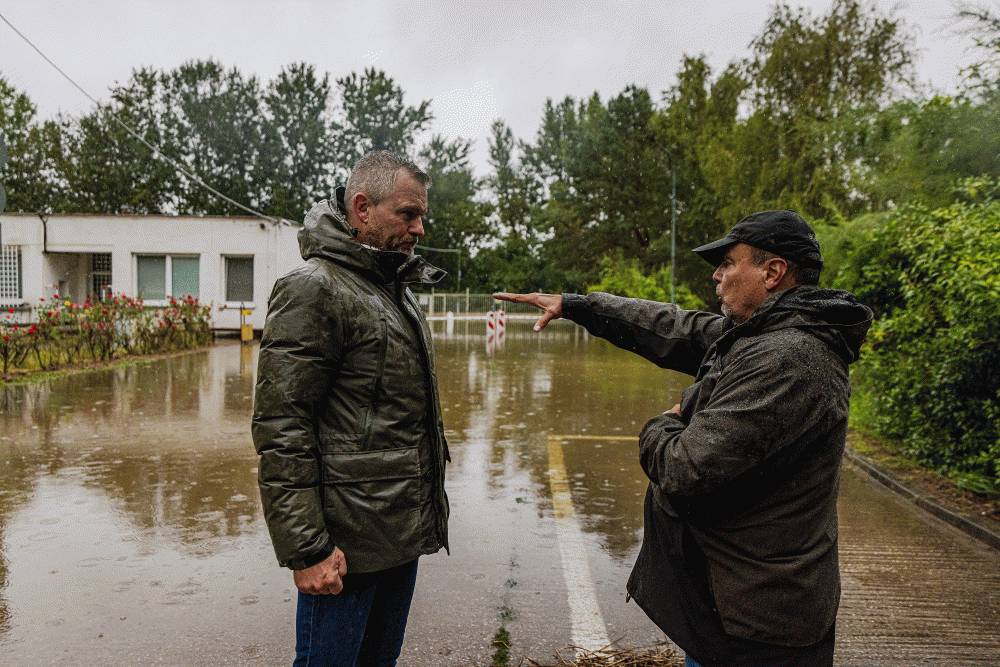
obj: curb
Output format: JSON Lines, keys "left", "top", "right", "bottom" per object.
{"left": 843, "top": 447, "right": 1000, "bottom": 552}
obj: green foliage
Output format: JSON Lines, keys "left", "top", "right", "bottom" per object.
{"left": 840, "top": 184, "right": 1000, "bottom": 491}
{"left": 586, "top": 255, "right": 706, "bottom": 310}
{"left": 0, "top": 76, "right": 65, "bottom": 212}
{"left": 865, "top": 94, "right": 1000, "bottom": 209}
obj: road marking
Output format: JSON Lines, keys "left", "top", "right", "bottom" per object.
{"left": 546, "top": 435, "right": 611, "bottom": 653}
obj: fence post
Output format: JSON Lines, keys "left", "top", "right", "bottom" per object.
{"left": 465, "top": 288, "right": 470, "bottom": 315}
{"left": 430, "top": 287, "right": 435, "bottom": 319}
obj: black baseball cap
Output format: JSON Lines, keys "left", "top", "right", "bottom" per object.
{"left": 692, "top": 210, "right": 824, "bottom": 270}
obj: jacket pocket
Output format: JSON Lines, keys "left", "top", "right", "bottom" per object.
{"left": 320, "top": 447, "right": 424, "bottom": 560}
{"left": 322, "top": 446, "right": 421, "bottom": 486}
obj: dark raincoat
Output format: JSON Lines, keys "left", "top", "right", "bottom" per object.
{"left": 252, "top": 195, "right": 449, "bottom": 573}
{"left": 562, "top": 287, "right": 872, "bottom": 665}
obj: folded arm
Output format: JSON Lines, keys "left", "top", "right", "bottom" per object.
{"left": 639, "top": 338, "right": 826, "bottom": 497}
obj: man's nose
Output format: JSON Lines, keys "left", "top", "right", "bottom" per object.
{"left": 410, "top": 218, "right": 426, "bottom": 238}
{"left": 712, "top": 267, "right": 723, "bottom": 283}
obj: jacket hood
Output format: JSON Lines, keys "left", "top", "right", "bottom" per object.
{"left": 744, "top": 286, "right": 873, "bottom": 364}
{"left": 297, "top": 188, "right": 446, "bottom": 286}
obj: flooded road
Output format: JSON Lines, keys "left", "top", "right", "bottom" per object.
{"left": 1, "top": 324, "right": 998, "bottom": 665}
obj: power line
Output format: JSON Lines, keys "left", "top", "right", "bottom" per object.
{"left": 0, "top": 11, "right": 286, "bottom": 225}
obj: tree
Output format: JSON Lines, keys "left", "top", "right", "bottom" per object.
{"left": 733, "top": 0, "right": 915, "bottom": 219}
{"left": 0, "top": 76, "right": 65, "bottom": 212}
{"left": 260, "top": 63, "right": 337, "bottom": 221}
{"left": 417, "top": 135, "right": 488, "bottom": 290}
{"left": 59, "top": 68, "right": 176, "bottom": 213}
{"left": 159, "top": 60, "right": 268, "bottom": 215}
{"left": 330, "top": 68, "right": 432, "bottom": 180}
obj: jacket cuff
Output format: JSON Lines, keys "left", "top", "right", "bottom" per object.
{"left": 561, "top": 293, "right": 588, "bottom": 322}
{"left": 286, "top": 541, "right": 334, "bottom": 571}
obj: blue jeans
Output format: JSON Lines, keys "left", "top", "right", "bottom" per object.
{"left": 294, "top": 559, "right": 418, "bottom": 667}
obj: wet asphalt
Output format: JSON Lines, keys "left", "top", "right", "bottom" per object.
{"left": 0, "top": 324, "right": 997, "bottom": 664}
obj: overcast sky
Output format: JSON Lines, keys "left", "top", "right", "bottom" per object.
{"left": 0, "top": 1, "right": 985, "bottom": 175}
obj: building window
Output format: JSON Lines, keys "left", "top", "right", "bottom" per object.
{"left": 0, "top": 245, "right": 23, "bottom": 303}
{"left": 171, "top": 256, "right": 200, "bottom": 298}
{"left": 90, "top": 253, "right": 113, "bottom": 300}
{"left": 225, "top": 256, "right": 254, "bottom": 303}
{"left": 135, "top": 255, "right": 200, "bottom": 301}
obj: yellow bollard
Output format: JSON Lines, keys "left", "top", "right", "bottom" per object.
{"left": 240, "top": 308, "right": 254, "bottom": 344}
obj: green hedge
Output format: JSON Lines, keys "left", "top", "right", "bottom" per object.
{"left": 836, "top": 179, "right": 1000, "bottom": 493}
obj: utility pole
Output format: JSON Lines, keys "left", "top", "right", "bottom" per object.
{"left": 670, "top": 165, "right": 676, "bottom": 304}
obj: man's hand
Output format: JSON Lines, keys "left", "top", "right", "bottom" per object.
{"left": 493, "top": 292, "right": 563, "bottom": 332}
{"left": 293, "top": 547, "right": 348, "bottom": 595}
{"left": 667, "top": 403, "right": 682, "bottom": 415}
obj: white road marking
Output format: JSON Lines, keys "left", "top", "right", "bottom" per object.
{"left": 546, "top": 435, "right": 613, "bottom": 653}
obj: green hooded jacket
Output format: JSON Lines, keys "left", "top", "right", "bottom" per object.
{"left": 252, "top": 193, "right": 449, "bottom": 573}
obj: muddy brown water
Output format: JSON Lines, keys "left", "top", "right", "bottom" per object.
{"left": 1, "top": 322, "right": 998, "bottom": 665}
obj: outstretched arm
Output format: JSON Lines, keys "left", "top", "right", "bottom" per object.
{"left": 494, "top": 291, "right": 727, "bottom": 376}
{"left": 492, "top": 292, "right": 563, "bottom": 332}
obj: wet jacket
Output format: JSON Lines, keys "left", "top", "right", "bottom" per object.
{"left": 252, "top": 195, "right": 449, "bottom": 573}
{"left": 562, "top": 287, "right": 872, "bottom": 662}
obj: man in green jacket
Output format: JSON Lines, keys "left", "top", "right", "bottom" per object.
{"left": 252, "top": 150, "right": 450, "bottom": 666}
{"left": 496, "top": 211, "right": 872, "bottom": 666}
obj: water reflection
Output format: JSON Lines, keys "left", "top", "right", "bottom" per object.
{"left": 431, "top": 320, "right": 691, "bottom": 559}
{"left": 0, "top": 328, "right": 691, "bottom": 653}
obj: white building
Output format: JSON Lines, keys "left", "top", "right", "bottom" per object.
{"left": 0, "top": 213, "right": 303, "bottom": 331}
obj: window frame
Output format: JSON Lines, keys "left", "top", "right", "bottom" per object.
{"left": 0, "top": 245, "right": 23, "bottom": 305}
{"left": 134, "top": 253, "right": 201, "bottom": 304}
{"left": 222, "top": 255, "right": 255, "bottom": 307}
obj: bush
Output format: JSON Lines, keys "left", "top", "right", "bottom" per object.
{"left": 837, "top": 180, "right": 1000, "bottom": 492}
{"left": 0, "top": 293, "right": 213, "bottom": 376}
{"left": 587, "top": 255, "right": 707, "bottom": 310}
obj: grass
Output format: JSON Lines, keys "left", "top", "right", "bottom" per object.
{"left": 525, "top": 643, "right": 684, "bottom": 666}
{"left": 491, "top": 626, "right": 512, "bottom": 667}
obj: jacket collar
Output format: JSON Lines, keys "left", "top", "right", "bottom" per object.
{"left": 298, "top": 187, "right": 446, "bottom": 286}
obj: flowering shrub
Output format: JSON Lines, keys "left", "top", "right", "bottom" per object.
{"left": 0, "top": 292, "right": 213, "bottom": 376}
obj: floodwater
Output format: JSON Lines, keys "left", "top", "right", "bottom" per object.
{"left": 0, "top": 323, "right": 998, "bottom": 665}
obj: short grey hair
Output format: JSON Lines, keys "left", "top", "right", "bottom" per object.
{"left": 345, "top": 150, "right": 431, "bottom": 206}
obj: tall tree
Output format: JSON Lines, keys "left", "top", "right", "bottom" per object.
{"left": 734, "top": 0, "right": 914, "bottom": 218}
{"left": 59, "top": 68, "right": 176, "bottom": 213}
{"left": 159, "top": 60, "right": 268, "bottom": 215}
{"left": 417, "top": 135, "right": 488, "bottom": 290}
{"left": 330, "top": 68, "right": 432, "bottom": 180}
{"left": 260, "top": 63, "right": 337, "bottom": 221}
{"left": 0, "top": 76, "right": 66, "bottom": 212}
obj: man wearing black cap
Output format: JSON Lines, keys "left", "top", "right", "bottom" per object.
{"left": 495, "top": 210, "right": 872, "bottom": 666}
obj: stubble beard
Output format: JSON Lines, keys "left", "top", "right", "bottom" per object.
{"left": 358, "top": 223, "right": 416, "bottom": 255}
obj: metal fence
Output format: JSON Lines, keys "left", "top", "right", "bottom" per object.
{"left": 412, "top": 290, "right": 541, "bottom": 319}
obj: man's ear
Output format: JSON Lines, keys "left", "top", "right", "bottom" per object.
{"left": 350, "top": 192, "right": 370, "bottom": 228}
{"left": 764, "top": 257, "right": 788, "bottom": 290}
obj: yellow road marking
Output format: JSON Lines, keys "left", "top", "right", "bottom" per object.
{"left": 547, "top": 434, "right": 635, "bottom": 442}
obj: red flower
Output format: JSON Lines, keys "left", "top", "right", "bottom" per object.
{"left": 6, "top": 308, "right": 13, "bottom": 314}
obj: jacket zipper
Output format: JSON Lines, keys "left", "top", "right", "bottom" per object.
{"left": 395, "top": 282, "right": 448, "bottom": 549}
